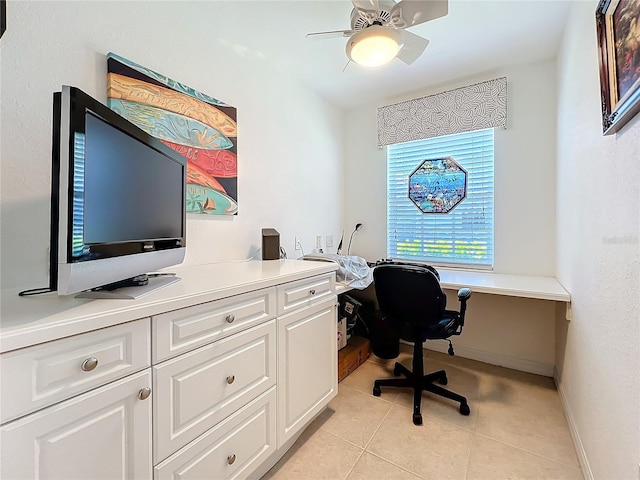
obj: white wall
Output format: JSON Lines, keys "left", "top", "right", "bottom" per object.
{"left": 343, "top": 60, "right": 559, "bottom": 373}
{"left": 343, "top": 60, "right": 557, "bottom": 276}
{"left": 555, "top": 2, "right": 640, "bottom": 479}
{"left": 0, "top": 1, "right": 345, "bottom": 291}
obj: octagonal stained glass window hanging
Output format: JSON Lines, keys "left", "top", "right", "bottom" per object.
{"left": 408, "top": 157, "right": 467, "bottom": 213}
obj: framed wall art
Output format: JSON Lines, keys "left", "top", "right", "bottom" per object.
{"left": 1, "top": 0, "right": 6, "bottom": 40}
{"left": 106, "top": 53, "right": 238, "bottom": 216}
{"left": 596, "top": 0, "right": 640, "bottom": 135}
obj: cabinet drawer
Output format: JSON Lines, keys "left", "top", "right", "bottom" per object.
{"left": 155, "top": 388, "right": 276, "bottom": 480}
{"left": 153, "top": 287, "right": 276, "bottom": 363}
{"left": 276, "top": 273, "right": 335, "bottom": 316}
{"left": 153, "top": 320, "right": 276, "bottom": 463}
{"left": 1, "top": 318, "right": 150, "bottom": 424}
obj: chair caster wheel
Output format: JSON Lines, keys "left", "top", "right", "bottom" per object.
{"left": 373, "top": 386, "right": 381, "bottom": 397}
{"left": 439, "top": 373, "right": 448, "bottom": 385}
{"left": 413, "top": 413, "right": 423, "bottom": 425}
{"left": 459, "top": 403, "right": 470, "bottom": 416}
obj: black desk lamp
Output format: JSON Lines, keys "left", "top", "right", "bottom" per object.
{"left": 347, "top": 223, "right": 363, "bottom": 255}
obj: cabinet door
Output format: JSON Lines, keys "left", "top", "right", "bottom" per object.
{"left": 277, "top": 297, "right": 337, "bottom": 447}
{"left": 1, "top": 370, "right": 152, "bottom": 480}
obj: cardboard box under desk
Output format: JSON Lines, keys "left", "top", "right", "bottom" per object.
{"left": 338, "top": 336, "right": 371, "bottom": 382}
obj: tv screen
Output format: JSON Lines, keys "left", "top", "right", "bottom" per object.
{"left": 51, "top": 86, "right": 187, "bottom": 296}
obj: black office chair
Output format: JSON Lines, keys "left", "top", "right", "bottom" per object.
{"left": 371, "top": 263, "right": 472, "bottom": 425}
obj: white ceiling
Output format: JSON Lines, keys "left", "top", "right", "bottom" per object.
{"left": 229, "top": 0, "right": 572, "bottom": 110}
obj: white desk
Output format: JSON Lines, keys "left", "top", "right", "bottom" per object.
{"left": 335, "top": 267, "right": 570, "bottom": 303}
{"left": 437, "top": 268, "right": 570, "bottom": 303}
{"left": 334, "top": 264, "right": 570, "bottom": 377}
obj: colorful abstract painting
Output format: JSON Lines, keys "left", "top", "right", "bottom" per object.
{"left": 408, "top": 157, "right": 467, "bottom": 213}
{"left": 107, "top": 53, "right": 238, "bottom": 215}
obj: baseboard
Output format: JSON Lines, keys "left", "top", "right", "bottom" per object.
{"left": 419, "top": 340, "right": 555, "bottom": 377}
{"left": 554, "top": 367, "right": 593, "bottom": 480}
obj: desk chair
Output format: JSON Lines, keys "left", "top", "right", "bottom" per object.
{"left": 371, "top": 263, "right": 472, "bottom": 425}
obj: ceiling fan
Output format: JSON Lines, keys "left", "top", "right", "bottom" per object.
{"left": 307, "top": 0, "right": 448, "bottom": 67}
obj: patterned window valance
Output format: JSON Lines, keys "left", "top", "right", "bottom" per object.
{"left": 377, "top": 77, "right": 507, "bottom": 147}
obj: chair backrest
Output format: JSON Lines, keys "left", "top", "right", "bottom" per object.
{"left": 373, "top": 264, "right": 447, "bottom": 326}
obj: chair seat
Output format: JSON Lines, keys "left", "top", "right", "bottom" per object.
{"left": 404, "top": 312, "right": 461, "bottom": 341}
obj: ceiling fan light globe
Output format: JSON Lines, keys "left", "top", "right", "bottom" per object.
{"left": 346, "top": 26, "right": 401, "bottom": 67}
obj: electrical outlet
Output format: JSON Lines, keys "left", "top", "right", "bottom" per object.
{"left": 294, "top": 236, "right": 302, "bottom": 251}
{"left": 326, "top": 235, "right": 333, "bottom": 247}
{"left": 316, "top": 235, "right": 322, "bottom": 249}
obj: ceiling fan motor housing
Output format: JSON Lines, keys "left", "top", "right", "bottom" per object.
{"left": 350, "top": 1, "right": 396, "bottom": 30}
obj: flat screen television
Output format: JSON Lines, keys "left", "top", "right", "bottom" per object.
{"left": 49, "top": 86, "right": 187, "bottom": 297}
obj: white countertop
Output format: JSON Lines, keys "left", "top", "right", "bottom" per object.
{"left": 335, "top": 264, "right": 570, "bottom": 302}
{"left": 437, "top": 268, "right": 570, "bottom": 302}
{"left": 1, "top": 259, "right": 338, "bottom": 354}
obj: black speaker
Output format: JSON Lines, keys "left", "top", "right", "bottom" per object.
{"left": 262, "top": 228, "right": 280, "bottom": 260}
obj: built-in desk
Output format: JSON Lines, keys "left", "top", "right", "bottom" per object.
{"left": 437, "top": 269, "right": 570, "bottom": 303}
{"left": 336, "top": 268, "right": 570, "bottom": 303}
{"left": 336, "top": 266, "right": 571, "bottom": 377}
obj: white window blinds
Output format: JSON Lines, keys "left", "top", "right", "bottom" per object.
{"left": 387, "top": 129, "right": 494, "bottom": 269}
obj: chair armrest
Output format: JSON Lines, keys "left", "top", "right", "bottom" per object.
{"left": 457, "top": 288, "right": 472, "bottom": 325}
{"left": 458, "top": 288, "right": 472, "bottom": 301}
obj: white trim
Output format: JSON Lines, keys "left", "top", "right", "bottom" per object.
{"left": 554, "top": 368, "right": 594, "bottom": 480}
{"left": 421, "top": 340, "right": 554, "bottom": 377}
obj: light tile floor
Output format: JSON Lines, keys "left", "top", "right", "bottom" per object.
{"left": 263, "top": 345, "right": 583, "bottom": 480}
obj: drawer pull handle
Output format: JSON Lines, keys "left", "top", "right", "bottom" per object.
{"left": 226, "top": 314, "right": 235, "bottom": 323}
{"left": 226, "top": 375, "right": 235, "bottom": 385}
{"left": 81, "top": 357, "right": 99, "bottom": 372}
{"left": 227, "top": 454, "right": 236, "bottom": 465}
{"left": 138, "top": 387, "right": 151, "bottom": 401}
{"left": 309, "top": 289, "right": 316, "bottom": 295}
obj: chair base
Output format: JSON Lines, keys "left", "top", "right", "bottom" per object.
{"left": 372, "top": 342, "right": 470, "bottom": 425}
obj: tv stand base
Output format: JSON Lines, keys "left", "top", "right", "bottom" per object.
{"left": 76, "top": 275, "right": 181, "bottom": 300}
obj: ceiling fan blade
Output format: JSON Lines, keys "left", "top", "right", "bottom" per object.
{"left": 351, "top": 0, "right": 380, "bottom": 13}
{"left": 390, "top": 0, "right": 448, "bottom": 28}
{"left": 306, "top": 29, "right": 355, "bottom": 40}
{"left": 396, "top": 30, "right": 429, "bottom": 65}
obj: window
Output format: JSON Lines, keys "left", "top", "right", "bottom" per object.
{"left": 387, "top": 128, "right": 494, "bottom": 269}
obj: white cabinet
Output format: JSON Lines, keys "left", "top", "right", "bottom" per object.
{"left": 0, "top": 260, "right": 338, "bottom": 480}
{"left": 276, "top": 273, "right": 335, "bottom": 316}
{"left": 153, "top": 320, "right": 276, "bottom": 463}
{"left": 151, "top": 271, "right": 337, "bottom": 469}
{"left": 1, "top": 369, "right": 153, "bottom": 480}
{"left": 277, "top": 297, "right": 338, "bottom": 447}
{"left": 1, "top": 318, "right": 150, "bottom": 424}
{"left": 154, "top": 388, "right": 276, "bottom": 480}
{"left": 152, "top": 287, "right": 276, "bottom": 363}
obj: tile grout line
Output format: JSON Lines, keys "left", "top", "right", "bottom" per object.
{"left": 363, "top": 450, "right": 429, "bottom": 480}
{"left": 472, "top": 431, "right": 583, "bottom": 471}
